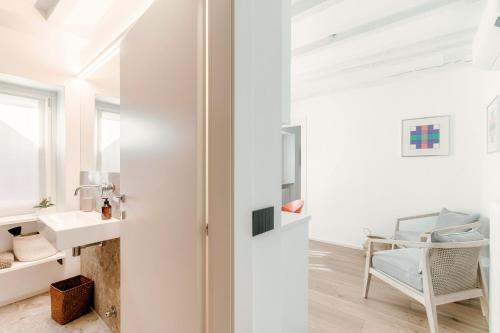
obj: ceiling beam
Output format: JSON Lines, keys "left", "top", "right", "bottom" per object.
{"left": 293, "top": 0, "right": 477, "bottom": 56}
{"left": 296, "top": 29, "right": 476, "bottom": 81}
{"left": 34, "top": 0, "right": 60, "bottom": 20}
{"left": 292, "top": 0, "right": 344, "bottom": 19}
{"left": 45, "top": 0, "right": 80, "bottom": 24}
{"left": 292, "top": 35, "right": 474, "bottom": 101}
{"left": 293, "top": 54, "right": 473, "bottom": 101}
{"left": 0, "top": 7, "right": 90, "bottom": 44}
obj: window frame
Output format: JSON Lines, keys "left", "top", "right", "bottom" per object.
{"left": 0, "top": 82, "right": 57, "bottom": 217}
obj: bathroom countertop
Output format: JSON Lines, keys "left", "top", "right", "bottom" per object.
{"left": 0, "top": 214, "right": 38, "bottom": 227}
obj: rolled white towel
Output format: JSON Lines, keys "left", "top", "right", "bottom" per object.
{"left": 13, "top": 233, "right": 57, "bottom": 262}
{"left": 0, "top": 252, "right": 14, "bottom": 269}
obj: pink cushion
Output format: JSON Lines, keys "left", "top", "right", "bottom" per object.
{"left": 282, "top": 200, "right": 304, "bottom": 214}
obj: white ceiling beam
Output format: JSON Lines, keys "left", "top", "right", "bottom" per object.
{"left": 77, "top": 32, "right": 124, "bottom": 79}
{"left": 46, "top": 0, "right": 80, "bottom": 24}
{"left": 0, "top": 7, "right": 89, "bottom": 44}
{"left": 296, "top": 28, "right": 476, "bottom": 81}
{"left": 293, "top": 55, "right": 472, "bottom": 101}
{"left": 292, "top": 0, "right": 344, "bottom": 20}
{"left": 292, "top": 42, "right": 473, "bottom": 101}
{"left": 34, "top": 0, "right": 60, "bottom": 20}
{"left": 293, "top": 0, "right": 478, "bottom": 56}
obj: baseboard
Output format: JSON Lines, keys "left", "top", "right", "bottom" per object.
{"left": 309, "top": 238, "right": 363, "bottom": 250}
{"left": 0, "top": 288, "right": 48, "bottom": 308}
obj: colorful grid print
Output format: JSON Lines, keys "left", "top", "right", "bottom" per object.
{"left": 410, "top": 124, "right": 440, "bottom": 150}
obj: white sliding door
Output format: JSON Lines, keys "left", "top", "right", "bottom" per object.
{"left": 120, "top": 0, "right": 205, "bottom": 332}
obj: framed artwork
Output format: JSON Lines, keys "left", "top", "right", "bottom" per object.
{"left": 487, "top": 96, "right": 500, "bottom": 154}
{"left": 401, "top": 116, "right": 450, "bottom": 157}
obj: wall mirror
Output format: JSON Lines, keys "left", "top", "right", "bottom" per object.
{"left": 80, "top": 52, "right": 120, "bottom": 173}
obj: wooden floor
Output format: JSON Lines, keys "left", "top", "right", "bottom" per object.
{"left": 309, "top": 240, "right": 489, "bottom": 333}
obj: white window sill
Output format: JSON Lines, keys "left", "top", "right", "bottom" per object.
{"left": 0, "top": 214, "right": 39, "bottom": 227}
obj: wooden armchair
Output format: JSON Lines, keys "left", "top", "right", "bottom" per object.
{"left": 363, "top": 236, "right": 489, "bottom": 333}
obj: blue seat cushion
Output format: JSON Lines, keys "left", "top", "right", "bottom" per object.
{"left": 372, "top": 248, "right": 423, "bottom": 291}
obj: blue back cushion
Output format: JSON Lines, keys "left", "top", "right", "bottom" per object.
{"left": 435, "top": 208, "right": 479, "bottom": 228}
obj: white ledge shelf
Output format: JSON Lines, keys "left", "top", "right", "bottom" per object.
{"left": 0, "top": 214, "right": 38, "bottom": 227}
{"left": 281, "top": 212, "right": 310, "bottom": 231}
{"left": 0, "top": 251, "right": 65, "bottom": 275}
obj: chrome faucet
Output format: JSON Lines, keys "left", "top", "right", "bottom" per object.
{"left": 74, "top": 183, "right": 116, "bottom": 196}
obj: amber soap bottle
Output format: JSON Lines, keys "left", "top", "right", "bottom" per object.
{"left": 102, "top": 198, "right": 112, "bottom": 220}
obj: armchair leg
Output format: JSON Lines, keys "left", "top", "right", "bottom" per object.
{"left": 363, "top": 245, "right": 373, "bottom": 298}
{"left": 479, "top": 295, "right": 488, "bottom": 320}
{"left": 424, "top": 301, "right": 439, "bottom": 333}
{"left": 422, "top": 249, "right": 439, "bottom": 333}
{"left": 363, "top": 270, "right": 371, "bottom": 298}
{"left": 478, "top": 264, "right": 489, "bottom": 320}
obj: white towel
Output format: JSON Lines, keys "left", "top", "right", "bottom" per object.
{"left": 13, "top": 233, "right": 57, "bottom": 262}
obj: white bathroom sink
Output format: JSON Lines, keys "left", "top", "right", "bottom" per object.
{"left": 38, "top": 211, "right": 120, "bottom": 250}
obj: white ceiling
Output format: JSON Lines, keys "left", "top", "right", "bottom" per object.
{"left": 87, "top": 51, "right": 120, "bottom": 97}
{"left": 0, "top": 0, "right": 152, "bottom": 81}
{"left": 0, "top": 0, "right": 485, "bottom": 99}
{"left": 292, "top": 0, "right": 486, "bottom": 100}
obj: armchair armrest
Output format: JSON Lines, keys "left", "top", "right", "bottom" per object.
{"left": 367, "top": 238, "right": 489, "bottom": 251}
{"left": 369, "top": 238, "right": 430, "bottom": 249}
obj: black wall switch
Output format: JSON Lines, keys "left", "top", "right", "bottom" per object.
{"left": 252, "top": 206, "right": 274, "bottom": 236}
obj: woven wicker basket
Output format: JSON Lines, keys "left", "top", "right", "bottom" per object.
{"left": 50, "top": 275, "right": 94, "bottom": 325}
{"left": 0, "top": 252, "right": 14, "bottom": 269}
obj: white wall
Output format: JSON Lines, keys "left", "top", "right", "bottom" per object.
{"left": 233, "top": 0, "right": 290, "bottom": 332}
{"left": 281, "top": 219, "right": 309, "bottom": 333}
{"left": 481, "top": 61, "right": 500, "bottom": 325}
{"left": 294, "top": 65, "right": 486, "bottom": 248}
{"left": 478, "top": 69, "right": 500, "bottom": 323}
{"left": 490, "top": 201, "right": 500, "bottom": 333}
{"left": 480, "top": 69, "right": 500, "bottom": 222}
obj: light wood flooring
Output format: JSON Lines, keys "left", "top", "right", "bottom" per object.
{"left": 309, "top": 240, "right": 489, "bottom": 333}
{"left": 0, "top": 293, "right": 111, "bottom": 333}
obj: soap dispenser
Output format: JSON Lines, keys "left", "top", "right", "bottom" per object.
{"left": 102, "top": 198, "right": 112, "bottom": 220}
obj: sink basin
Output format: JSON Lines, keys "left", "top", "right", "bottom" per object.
{"left": 38, "top": 211, "right": 120, "bottom": 250}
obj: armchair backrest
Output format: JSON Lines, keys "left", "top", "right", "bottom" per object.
{"left": 434, "top": 208, "right": 479, "bottom": 229}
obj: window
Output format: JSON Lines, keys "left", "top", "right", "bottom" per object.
{"left": 96, "top": 102, "right": 120, "bottom": 172}
{"left": 0, "top": 84, "right": 56, "bottom": 216}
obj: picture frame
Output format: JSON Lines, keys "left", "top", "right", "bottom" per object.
{"left": 487, "top": 96, "right": 500, "bottom": 154}
{"left": 401, "top": 116, "right": 450, "bottom": 157}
